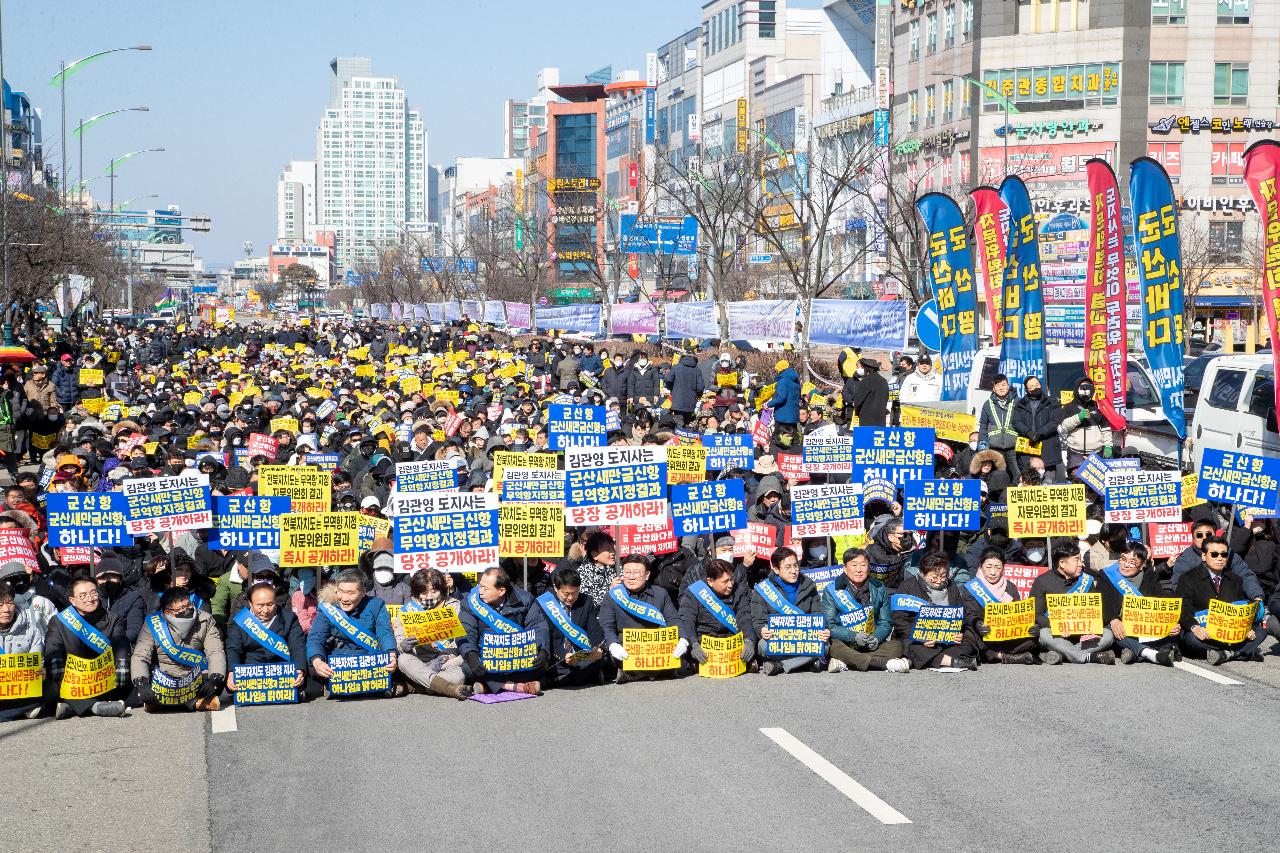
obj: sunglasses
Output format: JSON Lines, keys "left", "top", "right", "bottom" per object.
{"left": 1206, "top": 550, "right": 1228, "bottom": 558}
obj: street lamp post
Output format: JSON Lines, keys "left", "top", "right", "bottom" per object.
{"left": 930, "top": 72, "right": 1019, "bottom": 176}
{"left": 74, "top": 106, "right": 148, "bottom": 197}
{"left": 105, "top": 148, "right": 164, "bottom": 314}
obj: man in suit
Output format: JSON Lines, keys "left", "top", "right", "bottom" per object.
{"left": 1176, "top": 535, "right": 1267, "bottom": 665}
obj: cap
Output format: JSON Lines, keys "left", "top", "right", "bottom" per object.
{"left": 714, "top": 535, "right": 736, "bottom": 552}
{"left": 774, "top": 360, "right": 789, "bottom": 372}
{"left": 0, "top": 560, "right": 26, "bottom": 581}
{"left": 372, "top": 552, "right": 394, "bottom": 571}
{"left": 360, "top": 495, "right": 381, "bottom": 510}
{"left": 60, "top": 354, "right": 73, "bottom": 362}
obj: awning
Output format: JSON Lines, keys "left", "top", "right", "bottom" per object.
{"left": 654, "top": 289, "right": 688, "bottom": 300}
{"left": 1195, "top": 295, "right": 1255, "bottom": 307}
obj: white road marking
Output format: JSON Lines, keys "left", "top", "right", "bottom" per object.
{"left": 1173, "top": 661, "right": 1242, "bottom": 686}
{"left": 760, "top": 727, "right": 911, "bottom": 825}
{"left": 210, "top": 704, "right": 238, "bottom": 733}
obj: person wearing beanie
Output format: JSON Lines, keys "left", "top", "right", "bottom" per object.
{"left": 359, "top": 537, "right": 410, "bottom": 606}
{"left": 845, "top": 357, "right": 890, "bottom": 427}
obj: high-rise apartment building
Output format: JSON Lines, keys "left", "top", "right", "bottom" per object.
{"left": 315, "top": 57, "right": 428, "bottom": 271}
{"left": 276, "top": 160, "right": 317, "bottom": 242}
{"left": 504, "top": 68, "right": 560, "bottom": 160}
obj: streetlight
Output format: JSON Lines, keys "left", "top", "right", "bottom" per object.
{"left": 73, "top": 106, "right": 149, "bottom": 195}
{"left": 49, "top": 45, "right": 152, "bottom": 204}
{"left": 931, "top": 72, "right": 1020, "bottom": 175}
{"left": 114, "top": 193, "right": 159, "bottom": 211}
{"left": 105, "top": 147, "right": 165, "bottom": 214}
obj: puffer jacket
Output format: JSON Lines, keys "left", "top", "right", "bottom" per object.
{"left": 51, "top": 364, "right": 80, "bottom": 408}
{"left": 665, "top": 355, "right": 706, "bottom": 413}
{"left": 0, "top": 606, "right": 44, "bottom": 653}
{"left": 768, "top": 367, "right": 801, "bottom": 424}
{"left": 129, "top": 609, "right": 227, "bottom": 680}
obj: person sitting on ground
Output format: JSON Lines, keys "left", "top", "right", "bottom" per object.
{"left": 1099, "top": 541, "right": 1180, "bottom": 667}
{"left": 457, "top": 567, "right": 550, "bottom": 695}
{"left": 750, "top": 547, "right": 828, "bottom": 676}
{"left": 225, "top": 581, "right": 319, "bottom": 702}
{"left": 892, "top": 551, "right": 980, "bottom": 670}
{"left": 42, "top": 575, "right": 131, "bottom": 718}
{"left": 600, "top": 554, "right": 685, "bottom": 683}
{"left": 1167, "top": 519, "right": 1265, "bottom": 601}
{"left": 537, "top": 566, "right": 606, "bottom": 688}
{"left": 678, "top": 558, "right": 756, "bottom": 674}
{"left": 306, "top": 569, "right": 398, "bottom": 696}
{"left": 1176, "top": 535, "right": 1268, "bottom": 666}
{"left": 130, "top": 586, "right": 227, "bottom": 712}
{"left": 960, "top": 549, "right": 1037, "bottom": 665}
{"left": 1031, "top": 541, "right": 1115, "bottom": 665}
{"left": 393, "top": 568, "right": 472, "bottom": 700}
{"left": 0, "top": 580, "right": 48, "bottom": 721}
{"left": 822, "top": 548, "right": 909, "bottom": 673}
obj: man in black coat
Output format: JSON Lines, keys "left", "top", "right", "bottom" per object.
{"left": 664, "top": 354, "right": 705, "bottom": 426}
{"left": 1011, "top": 375, "right": 1063, "bottom": 482}
{"left": 845, "top": 357, "right": 889, "bottom": 427}
{"left": 1176, "top": 535, "right": 1267, "bottom": 665}
{"left": 225, "top": 583, "right": 321, "bottom": 701}
{"left": 538, "top": 566, "right": 606, "bottom": 688}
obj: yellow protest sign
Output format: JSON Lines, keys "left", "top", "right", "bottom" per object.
{"left": 279, "top": 512, "right": 360, "bottom": 568}
{"left": 1182, "top": 474, "right": 1205, "bottom": 508}
{"left": 399, "top": 608, "right": 465, "bottom": 645}
{"left": 400, "top": 376, "right": 422, "bottom": 396}
{"left": 269, "top": 416, "right": 300, "bottom": 435}
{"left": 622, "top": 626, "right": 681, "bottom": 671}
{"left": 899, "top": 405, "right": 975, "bottom": 443}
{"left": 1046, "top": 593, "right": 1103, "bottom": 637}
{"left": 698, "top": 633, "right": 745, "bottom": 678}
{"left": 226, "top": 362, "right": 243, "bottom": 376}
{"left": 1015, "top": 437, "right": 1041, "bottom": 455}
{"left": 32, "top": 433, "right": 56, "bottom": 451}
{"left": 1059, "top": 389, "right": 1075, "bottom": 405}
{"left": 60, "top": 650, "right": 115, "bottom": 700}
{"left": 350, "top": 347, "right": 369, "bottom": 361}
{"left": 983, "top": 599, "right": 1037, "bottom": 642}
{"left": 667, "top": 446, "right": 708, "bottom": 485}
{"left": 0, "top": 652, "right": 43, "bottom": 699}
{"left": 258, "top": 465, "right": 331, "bottom": 513}
{"left": 354, "top": 364, "right": 375, "bottom": 378}
{"left": 304, "top": 387, "right": 327, "bottom": 399}
{"left": 80, "top": 397, "right": 106, "bottom": 415}
{"left": 493, "top": 451, "right": 558, "bottom": 487}
{"left": 183, "top": 391, "right": 203, "bottom": 406}
{"left": 498, "top": 504, "right": 565, "bottom": 559}
{"left": 186, "top": 435, "right": 202, "bottom": 450}
{"left": 1008, "top": 485, "right": 1086, "bottom": 538}
{"left": 80, "top": 368, "right": 104, "bottom": 387}
{"left": 1206, "top": 599, "right": 1258, "bottom": 644}
{"left": 1121, "top": 596, "right": 1182, "bottom": 641}
{"left": 144, "top": 442, "right": 159, "bottom": 455}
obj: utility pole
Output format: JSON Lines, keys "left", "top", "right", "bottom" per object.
{"left": 0, "top": 0, "right": 11, "bottom": 343}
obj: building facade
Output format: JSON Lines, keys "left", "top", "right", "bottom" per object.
{"left": 504, "top": 68, "right": 560, "bottom": 160}
{"left": 277, "top": 160, "right": 318, "bottom": 243}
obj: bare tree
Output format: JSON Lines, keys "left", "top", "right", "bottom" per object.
{"left": 1178, "top": 211, "right": 1248, "bottom": 352}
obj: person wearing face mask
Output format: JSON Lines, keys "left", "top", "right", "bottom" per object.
{"left": 897, "top": 357, "right": 943, "bottom": 405}
{"left": 677, "top": 559, "right": 756, "bottom": 676}
{"left": 961, "top": 549, "right": 1037, "bottom": 665}
{"left": 600, "top": 355, "right": 633, "bottom": 410}
{"left": 225, "top": 581, "right": 319, "bottom": 702}
{"left": 823, "top": 549, "right": 909, "bottom": 673}
{"left": 43, "top": 576, "right": 132, "bottom": 718}
{"left": 360, "top": 539, "right": 410, "bottom": 606}
{"left": 845, "top": 357, "right": 890, "bottom": 427}
{"left": 393, "top": 568, "right": 473, "bottom": 699}
{"left": 93, "top": 555, "right": 147, "bottom": 645}
{"left": 977, "top": 374, "right": 1019, "bottom": 479}
{"left": 130, "top": 586, "right": 227, "bottom": 712}
{"left": 749, "top": 548, "right": 828, "bottom": 675}
{"left": 0, "top": 580, "right": 49, "bottom": 720}
{"left": 0, "top": 560, "right": 58, "bottom": 632}
{"left": 1031, "top": 541, "right": 1115, "bottom": 665}
{"left": 1098, "top": 541, "right": 1181, "bottom": 667}
{"left": 864, "top": 517, "right": 916, "bottom": 591}
{"left": 892, "top": 551, "right": 980, "bottom": 670}
{"left": 1058, "top": 378, "right": 1114, "bottom": 469}
{"left": 538, "top": 566, "right": 606, "bottom": 688}
{"left": 1011, "top": 375, "right": 1063, "bottom": 482}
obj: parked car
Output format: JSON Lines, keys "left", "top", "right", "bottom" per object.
{"left": 1189, "top": 354, "right": 1277, "bottom": 471}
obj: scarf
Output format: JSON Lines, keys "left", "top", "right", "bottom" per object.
{"left": 980, "top": 573, "right": 1013, "bottom": 603}
{"left": 777, "top": 575, "right": 801, "bottom": 604}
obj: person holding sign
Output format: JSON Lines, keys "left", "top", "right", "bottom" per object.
{"left": 678, "top": 559, "right": 755, "bottom": 676}
{"left": 457, "top": 567, "right": 550, "bottom": 695}
{"left": 1031, "top": 541, "right": 1115, "bottom": 665}
{"left": 600, "top": 554, "right": 686, "bottom": 683}
{"left": 225, "top": 583, "right": 318, "bottom": 702}
{"left": 1176, "top": 535, "right": 1267, "bottom": 665}
{"left": 42, "top": 576, "right": 132, "bottom": 718}
{"left": 821, "top": 549, "right": 909, "bottom": 674}
{"left": 0, "top": 581, "right": 48, "bottom": 721}
{"left": 960, "top": 550, "right": 1037, "bottom": 665}
{"left": 394, "top": 569, "right": 472, "bottom": 700}
{"left": 306, "top": 571, "right": 398, "bottom": 696}
{"left": 892, "top": 552, "right": 979, "bottom": 670}
{"left": 130, "top": 587, "right": 227, "bottom": 712}
{"left": 750, "top": 548, "right": 827, "bottom": 676}
{"left": 1098, "top": 542, "right": 1181, "bottom": 667}
{"left": 539, "top": 566, "right": 606, "bottom": 688}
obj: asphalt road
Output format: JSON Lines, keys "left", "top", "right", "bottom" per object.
{"left": 8, "top": 650, "right": 1280, "bottom": 852}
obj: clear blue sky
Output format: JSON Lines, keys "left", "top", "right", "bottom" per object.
{"left": 3, "top": 0, "right": 696, "bottom": 268}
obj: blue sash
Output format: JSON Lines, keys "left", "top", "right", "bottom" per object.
{"left": 319, "top": 601, "right": 380, "bottom": 653}
{"left": 56, "top": 607, "right": 111, "bottom": 655}
{"left": 608, "top": 585, "right": 667, "bottom": 626}
{"left": 467, "top": 589, "right": 522, "bottom": 634}
{"left": 829, "top": 588, "right": 873, "bottom": 631}
{"left": 754, "top": 579, "right": 802, "bottom": 616}
{"left": 688, "top": 581, "right": 739, "bottom": 633}
{"left": 232, "top": 608, "right": 293, "bottom": 663}
{"left": 536, "top": 592, "right": 593, "bottom": 651}
{"left": 190, "top": 593, "right": 205, "bottom": 611}
{"left": 1102, "top": 565, "right": 1141, "bottom": 598}
{"left": 964, "top": 577, "right": 1000, "bottom": 607}
{"left": 146, "top": 613, "right": 206, "bottom": 670}
{"left": 401, "top": 598, "right": 449, "bottom": 651}
{"left": 1068, "top": 574, "right": 1094, "bottom": 594}
{"left": 890, "top": 593, "right": 927, "bottom": 613}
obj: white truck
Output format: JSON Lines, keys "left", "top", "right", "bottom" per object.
{"left": 1188, "top": 354, "right": 1277, "bottom": 471}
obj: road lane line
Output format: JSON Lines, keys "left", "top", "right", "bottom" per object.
{"left": 760, "top": 727, "right": 911, "bottom": 825}
{"left": 1173, "top": 661, "right": 1242, "bottom": 686}
{"left": 210, "top": 704, "right": 238, "bottom": 733}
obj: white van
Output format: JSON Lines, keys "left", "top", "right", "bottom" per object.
{"left": 1189, "top": 354, "right": 1278, "bottom": 471}
{"left": 961, "top": 344, "right": 1183, "bottom": 467}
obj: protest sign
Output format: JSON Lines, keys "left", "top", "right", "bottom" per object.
{"left": 564, "top": 445, "right": 667, "bottom": 526}
{"left": 1206, "top": 599, "right": 1258, "bottom": 644}
{"left": 1046, "top": 593, "right": 1103, "bottom": 636}
{"left": 329, "top": 653, "right": 392, "bottom": 695}
{"left": 903, "top": 479, "right": 982, "bottom": 530}
{"left": 1149, "top": 522, "right": 1193, "bottom": 560}
{"left": 800, "top": 564, "right": 842, "bottom": 591}
{"left": 279, "top": 512, "right": 360, "bottom": 568}
{"left": 498, "top": 504, "right": 565, "bottom": 559}
{"left": 1007, "top": 485, "right": 1086, "bottom": 538}
{"left": 357, "top": 516, "right": 392, "bottom": 553}
{"left": 0, "top": 529, "right": 39, "bottom": 572}
{"left": 121, "top": 472, "right": 211, "bottom": 535}
{"left": 732, "top": 521, "right": 778, "bottom": 559}
{"left": 762, "top": 614, "right": 827, "bottom": 657}
{"left": 0, "top": 652, "right": 42, "bottom": 700}
{"left": 394, "top": 460, "right": 458, "bottom": 492}
{"left": 775, "top": 452, "right": 809, "bottom": 482}
{"left": 246, "top": 433, "right": 279, "bottom": 460}
{"left": 666, "top": 446, "right": 708, "bottom": 485}
{"left": 258, "top": 465, "right": 331, "bottom": 514}
{"left": 791, "top": 483, "right": 863, "bottom": 537}
{"left": 58, "top": 547, "right": 94, "bottom": 566}
{"left": 306, "top": 452, "right": 341, "bottom": 472}
{"left": 232, "top": 663, "right": 297, "bottom": 705}
{"left": 618, "top": 521, "right": 678, "bottom": 555}
{"left": 79, "top": 368, "right": 104, "bottom": 386}
{"left": 394, "top": 492, "right": 499, "bottom": 572}
{"left": 547, "top": 404, "right": 607, "bottom": 450}
{"left": 698, "top": 633, "right": 746, "bottom": 678}
{"left": 492, "top": 451, "right": 559, "bottom": 488}
{"left": 1197, "top": 449, "right": 1280, "bottom": 511}
{"left": 899, "top": 405, "right": 975, "bottom": 443}
{"left": 1182, "top": 473, "right": 1205, "bottom": 508}
{"left": 213, "top": 495, "right": 289, "bottom": 551}
{"left": 60, "top": 650, "right": 115, "bottom": 700}
{"left": 269, "top": 416, "right": 300, "bottom": 435}
{"left": 1103, "top": 469, "right": 1181, "bottom": 523}
{"left": 983, "top": 599, "right": 1037, "bottom": 642}
{"left": 703, "top": 433, "right": 753, "bottom": 471}
{"left": 622, "top": 626, "right": 681, "bottom": 671}
{"left": 151, "top": 669, "right": 203, "bottom": 706}
{"left": 501, "top": 468, "right": 566, "bottom": 504}
{"left": 910, "top": 605, "right": 965, "bottom": 644}
{"left": 1121, "top": 596, "right": 1182, "bottom": 641}
{"left": 670, "top": 480, "right": 746, "bottom": 537}
{"left": 1004, "top": 564, "right": 1048, "bottom": 599}
{"left": 481, "top": 629, "right": 539, "bottom": 673}
{"left": 802, "top": 434, "right": 853, "bottom": 474}
{"left": 1074, "top": 453, "right": 1140, "bottom": 495}
{"left": 850, "top": 427, "right": 934, "bottom": 487}
{"left": 398, "top": 608, "right": 465, "bottom": 645}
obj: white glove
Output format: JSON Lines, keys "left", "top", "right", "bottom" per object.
{"left": 608, "top": 642, "right": 628, "bottom": 661}
{"left": 671, "top": 638, "right": 689, "bottom": 659}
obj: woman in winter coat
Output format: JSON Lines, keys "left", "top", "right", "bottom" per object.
{"left": 665, "top": 354, "right": 706, "bottom": 423}
{"left": 392, "top": 569, "right": 472, "bottom": 700}
{"left": 130, "top": 586, "right": 227, "bottom": 712}
{"left": 767, "top": 361, "right": 801, "bottom": 428}
{"left": 893, "top": 552, "right": 981, "bottom": 670}
{"left": 1059, "top": 378, "right": 1114, "bottom": 469}
{"left": 959, "top": 549, "right": 1037, "bottom": 665}
{"left": 969, "top": 448, "right": 1011, "bottom": 504}
{"left": 748, "top": 474, "right": 789, "bottom": 547}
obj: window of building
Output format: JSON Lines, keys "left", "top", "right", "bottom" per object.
{"left": 909, "top": 20, "right": 920, "bottom": 61}
{"left": 944, "top": 6, "right": 956, "bottom": 47}
{"left": 909, "top": 91, "right": 920, "bottom": 131}
{"left": 962, "top": 0, "right": 974, "bottom": 41}
{"left": 555, "top": 113, "right": 598, "bottom": 178}
{"left": 926, "top": 13, "right": 938, "bottom": 54}
{"left": 1209, "top": 221, "right": 1244, "bottom": 260}
{"left": 1217, "top": 0, "right": 1250, "bottom": 24}
{"left": 1215, "top": 62, "right": 1249, "bottom": 105}
{"left": 925, "top": 84, "right": 936, "bottom": 126}
{"left": 759, "top": 1, "right": 776, "bottom": 38}
{"left": 960, "top": 79, "right": 972, "bottom": 118}
{"left": 1211, "top": 141, "right": 1245, "bottom": 183}
{"left": 1149, "top": 62, "right": 1184, "bottom": 104}
{"left": 943, "top": 80, "right": 955, "bottom": 122}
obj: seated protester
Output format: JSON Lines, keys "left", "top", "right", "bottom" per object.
{"left": 93, "top": 554, "right": 148, "bottom": 647}
{"left": 600, "top": 554, "right": 686, "bottom": 683}
{"left": 212, "top": 551, "right": 274, "bottom": 632}
{"left": 1176, "top": 535, "right": 1268, "bottom": 665}
{"left": 306, "top": 570, "right": 398, "bottom": 696}
{"left": 0, "top": 580, "right": 48, "bottom": 721}
{"left": 226, "top": 565, "right": 289, "bottom": 626}
{"left": 822, "top": 548, "right": 909, "bottom": 673}
{"left": 892, "top": 551, "right": 980, "bottom": 670}
{"left": 537, "top": 566, "right": 606, "bottom": 688}
{"left": 1099, "top": 541, "right": 1181, "bottom": 667}
{"left": 749, "top": 547, "right": 828, "bottom": 676}
{"left": 1167, "top": 519, "right": 1265, "bottom": 602}
{"left": 130, "top": 587, "right": 227, "bottom": 712}
{"left": 960, "top": 549, "right": 1037, "bottom": 665}
{"left": 362, "top": 537, "right": 410, "bottom": 606}
{"left": 1031, "top": 541, "right": 1116, "bottom": 665}
{"left": 678, "top": 559, "right": 756, "bottom": 673}
{"left": 0, "top": 560, "right": 58, "bottom": 632}
{"left": 457, "top": 567, "right": 550, "bottom": 695}
{"left": 865, "top": 517, "right": 915, "bottom": 591}
{"left": 393, "top": 569, "right": 472, "bottom": 700}
{"left": 43, "top": 575, "right": 132, "bottom": 718}
{"left": 225, "top": 581, "right": 320, "bottom": 702}
{"left": 679, "top": 535, "right": 753, "bottom": 595}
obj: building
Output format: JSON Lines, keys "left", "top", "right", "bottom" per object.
{"left": 313, "top": 57, "right": 428, "bottom": 271}
{"left": 2, "top": 78, "right": 51, "bottom": 187}
{"left": 504, "top": 68, "right": 560, "bottom": 160}
{"left": 268, "top": 243, "right": 333, "bottom": 286}
{"left": 437, "top": 156, "right": 521, "bottom": 247}
{"left": 277, "top": 160, "right": 318, "bottom": 242}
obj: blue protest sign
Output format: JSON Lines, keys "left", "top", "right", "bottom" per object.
{"left": 535, "top": 303, "right": 603, "bottom": 334}
{"left": 703, "top": 433, "right": 753, "bottom": 471}
{"left": 501, "top": 469, "right": 566, "bottom": 504}
{"left": 212, "top": 495, "right": 290, "bottom": 550}
{"left": 997, "top": 176, "right": 1048, "bottom": 393}
{"left": 670, "top": 479, "right": 746, "bottom": 536}
{"left": 328, "top": 653, "right": 391, "bottom": 696}
{"left": 547, "top": 404, "right": 607, "bottom": 450}
{"left": 306, "top": 453, "right": 341, "bottom": 471}
{"left": 231, "top": 662, "right": 298, "bottom": 705}
{"left": 394, "top": 460, "right": 458, "bottom": 493}
{"left": 910, "top": 605, "right": 965, "bottom": 644}
{"left": 481, "top": 628, "right": 540, "bottom": 674}
{"left": 916, "top": 192, "right": 980, "bottom": 402}
{"left": 800, "top": 564, "right": 843, "bottom": 591}
{"left": 45, "top": 492, "right": 130, "bottom": 548}
{"left": 904, "top": 479, "right": 982, "bottom": 530}
{"left": 1102, "top": 469, "right": 1182, "bottom": 524}
{"left": 850, "top": 427, "right": 935, "bottom": 488}
{"left": 1073, "top": 453, "right": 1140, "bottom": 495}
{"left": 802, "top": 434, "right": 852, "bottom": 473}
{"left": 1197, "top": 449, "right": 1280, "bottom": 511}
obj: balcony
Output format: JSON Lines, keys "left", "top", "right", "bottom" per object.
{"left": 815, "top": 85, "right": 876, "bottom": 129}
